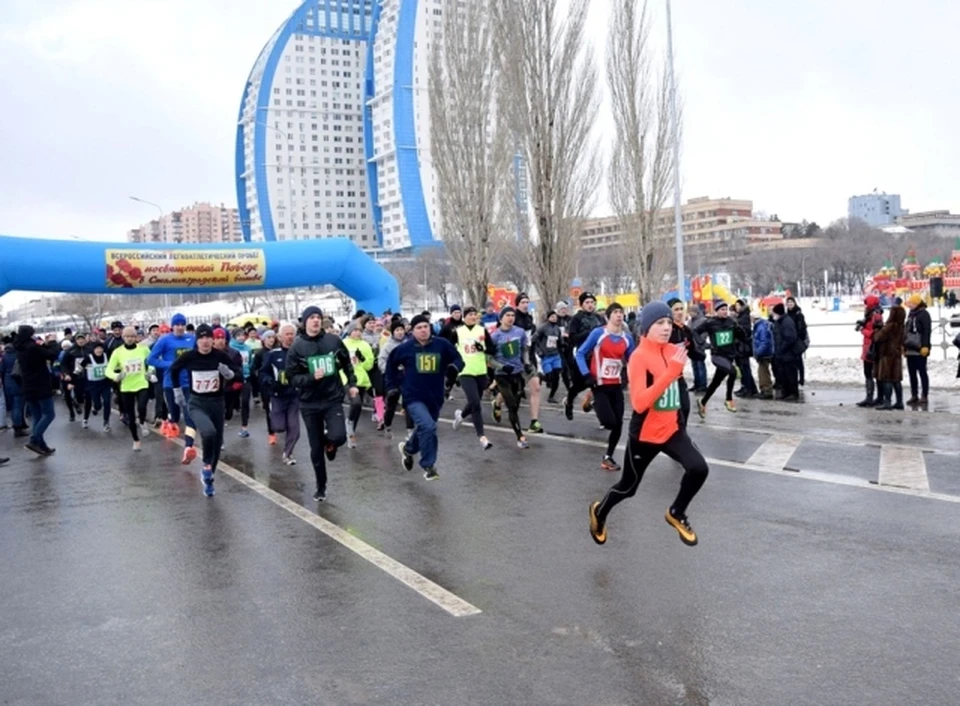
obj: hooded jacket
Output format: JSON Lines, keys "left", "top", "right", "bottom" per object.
{"left": 2, "top": 342, "right": 22, "bottom": 395}
{"left": 627, "top": 335, "right": 686, "bottom": 444}
{"left": 378, "top": 334, "right": 407, "bottom": 375}
{"left": 873, "top": 306, "right": 905, "bottom": 382}
{"left": 569, "top": 309, "right": 606, "bottom": 350}
{"left": 285, "top": 330, "right": 357, "bottom": 407}
{"left": 13, "top": 325, "right": 58, "bottom": 401}
{"left": 859, "top": 297, "right": 885, "bottom": 362}
{"left": 752, "top": 319, "right": 774, "bottom": 359}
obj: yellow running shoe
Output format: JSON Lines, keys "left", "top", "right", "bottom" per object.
{"left": 589, "top": 501, "right": 607, "bottom": 545}
{"left": 665, "top": 509, "right": 698, "bottom": 546}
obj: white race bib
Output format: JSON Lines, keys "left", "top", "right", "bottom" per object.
{"left": 600, "top": 358, "right": 623, "bottom": 379}
{"left": 191, "top": 369, "right": 220, "bottom": 394}
{"left": 546, "top": 335, "right": 558, "bottom": 349}
{"left": 123, "top": 359, "right": 144, "bottom": 376}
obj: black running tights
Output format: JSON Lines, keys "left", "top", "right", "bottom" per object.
{"left": 593, "top": 384, "right": 624, "bottom": 458}
{"left": 596, "top": 430, "right": 708, "bottom": 524}
{"left": 459, "top": 374, "right": 486, "bottom": 437}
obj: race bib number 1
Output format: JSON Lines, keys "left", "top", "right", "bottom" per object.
{"left": 308, "top": 353, "right": 337, "bottom": 378}
{"left": 192, "top": 369, "right": 220, "bottom": 394}
{"left": 654, "top": 381, "right": 681, "bottom": 411}
{"left": 416, "top": 352, "right": 441, "bottom": 373}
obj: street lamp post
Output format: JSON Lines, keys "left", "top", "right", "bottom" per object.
{"left": 129, "top": 196, "right": 170, "bottom": 319}
{"left": 665, "top": 0, "right": 685, "bottom": 302}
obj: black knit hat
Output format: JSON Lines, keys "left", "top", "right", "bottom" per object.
{"left": 195, "top": 324, "right": 214, "bottom": 339}
{"left": 301, "top": 305, "right": 323, "bottom": 323}
{"left": 410, "top": 314, "right": 431, "bottom": 329}
{"left": 579, "top": 291, "right": 596, "bottom": 305}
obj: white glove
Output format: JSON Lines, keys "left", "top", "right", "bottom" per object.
{"left": 217, "top": 363, "right": 235, "bottom": 380}
{"left": 173, "top": 388, "right": 185, "bottom": 407}
{"left": 115, "top": 370, "right": 126, "bottom": 381}
{"left": 148, "top": 373, "right": 158, "bottom": 384}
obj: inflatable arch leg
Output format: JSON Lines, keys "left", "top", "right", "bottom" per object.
{"left": 0, "top": 236, "right": 400, "bottom": 315}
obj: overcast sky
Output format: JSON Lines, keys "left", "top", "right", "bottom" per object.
{"left": 1, "top": 0, "right": 957, "bottom": 288}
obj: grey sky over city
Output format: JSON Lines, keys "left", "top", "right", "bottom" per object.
{"left": 0, "top": 0, "right": 957, "bottom": 248}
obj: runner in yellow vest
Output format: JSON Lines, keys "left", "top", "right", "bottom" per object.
{"left": 342, "top": 328, "right": 375, "bottom": 449}
{"left": 105, "top": 326, "right": 151, "bottom": 451}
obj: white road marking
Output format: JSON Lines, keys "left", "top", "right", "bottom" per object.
{"left": 170, "top": 439, "right": 481, "bottom": 618}
{"left": 445, "top": 417, "right": 960, "bottom": 504}
{"left": 745, "top": 434, "right": 804, "bottom": 471}
{"left": 879, "top": 445, "right": 930, "bottom": 492}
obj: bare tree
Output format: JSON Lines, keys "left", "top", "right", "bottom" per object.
{"left": 607, "top": 0, "right": 679, "bottom": 305}
{"left": 492, "top": 238, "right": 533, "bottom": 294}
{"left": 416, "top": 247, "right": 457, "bottom": 310}
{"left": 494, "top": 0, "right": 601, "bottom": 308}
{"left": 56, "top": 295, "right": 105, "bottom": 333}
{"left": 429, "top": 0, "right": 513, "bottom": 308}
{"left": 382, "top": 259, "right": 422, "bottom": 311}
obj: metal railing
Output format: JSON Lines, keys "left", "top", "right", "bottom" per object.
{"left": 806, "top": 316, "right": 958, "bottom": 361}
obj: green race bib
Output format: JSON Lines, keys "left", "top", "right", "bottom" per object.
{"left": 416, "top": 352, "right": 441, "bottom": 373}
{"left": 307, "top": 353, "right": 337, "bottom": 378}
{"left": 654, "top": 381, "right": 682, "bottom": 411}
{"left": 714, "top": 329, "right": 734, "bottom": 347}
{"left": 90, "top": 364, "right": 107, "bottom": 381}
{"left": 500, "top": 339, "right": 520, "bottom": 359}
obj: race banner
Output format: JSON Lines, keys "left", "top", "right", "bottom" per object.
{"left": 105, "top": 249, "right": 266, "bottom": 289}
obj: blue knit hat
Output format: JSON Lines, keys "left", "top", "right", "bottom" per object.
{"left": 171, "top": 313, "right": 187, "bottom": 326}
{"left": 639, "top": 301, "right": 673, "bottom": 335}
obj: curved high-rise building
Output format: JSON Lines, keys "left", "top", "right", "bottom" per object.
{"left": 236, "top": 0, "right": 443, "bottom": 251}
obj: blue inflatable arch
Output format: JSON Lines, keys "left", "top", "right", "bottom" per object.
{"left": 0, "top": 236, "right": 399, "bottom": 315}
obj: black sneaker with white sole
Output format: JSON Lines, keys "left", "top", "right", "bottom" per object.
{"left": 423, "top": 466, "right": 439, "bottom": 481}
{"left": 399, "top": 442, "right": 414, "bottom": 471}
{"left": 313, "top": 489, "right": 326, "bottom": 502}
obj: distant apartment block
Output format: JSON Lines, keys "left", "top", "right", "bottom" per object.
{"left": 127, "top": 203, "right": 242, "bottom": 244}
{"left": 848, "top": 191, "right": 904, "bottom": 227}
{"left": 581, "top": 196, "right": 782, "bottom": 264}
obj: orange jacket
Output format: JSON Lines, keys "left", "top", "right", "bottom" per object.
{"left": 627, "top": 336, "right": 685, "bottom": 444}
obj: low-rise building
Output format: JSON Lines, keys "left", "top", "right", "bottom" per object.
{"left": 581, "top": 196, "right": 783, "bottom": 265}
{"left": 896, "top": 210, "right": 960, "bottom": 236}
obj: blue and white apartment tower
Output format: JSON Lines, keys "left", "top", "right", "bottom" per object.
{"left": 236, "top": 0, "right": 445, "bottom": 251}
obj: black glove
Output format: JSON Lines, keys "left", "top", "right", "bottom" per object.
{"left": 354, "top": 349, "right": 365, "bottom": 362}
{"left": 523, "top": 364, "right": 535, "bottom": 377}
{"left": 583, "top": 373, "right": 597, "bottom": 388}
{"left": 474, "top": 341, "right": 485, "bottom": 353}
{"left": 501, "top": 364, "right": 515, "bottom": 375}
{"left": 386, "top": 388, "right": 400, "bottom": 401}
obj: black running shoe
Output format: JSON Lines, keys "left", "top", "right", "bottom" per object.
{"left": 423, "top": 466, "right": 439, "bottom": 481}
{"left": 399, "top": 442, "right": 414, "bottom": 471}
{"left": 325, "top": 443, "right": 337, "bottom": 462}
{"left": 313, "top": 489, "right": 326, "bottom": 502}
{"left": 564, "top": 397, "right": 574, "bottom": 421}
{"left": 24, "top": 442, "right": 45, "bottom": 456}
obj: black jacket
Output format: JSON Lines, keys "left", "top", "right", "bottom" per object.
{"left": 13, "top": 325, "right": 57, "bottom": 401}
{"left": 787, "top": 306, "right": 808, "bottom": 344}
{"left": 669, "top": 322, "right": 706, "bottom": 362}
{"left": 285, "top": 331, "right": 357, "bottom": 407}
{"left": 905, "top": 304, "right": 932, "bottom": 357}
{"left": 735, "top": 309, "right": 753, "bottom": 358}
{"left": 568, "top": 310, "right": 606, "bottom": 350}
{"left": 695, "top": 316, "right": 747, "bottom": 360}
{"left": 774, "top": 315, "right": 799, "bottom": 361}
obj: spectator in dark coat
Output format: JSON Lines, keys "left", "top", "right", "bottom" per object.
{"left": 752, "top": 315, "right": 775, "bottom": 398}
{"left": 873, "top": 305, "right": 905, "bottom": 410}
{"left": 771, "top": 304, "right": 800, "bottom": 401}
{"left": 785, "top": 297, "right": 808, "bottom": 386}
{"left": 13, "top": 325, "right": 58, "bottom": 454}
{"left": 733, "top": 299, "right": 757, "bottom": 397}
{"left": 2, "top": 334, "right": 27, "bottom": 434}
{"left": 904, "top": 294, "right": 932, "bottom": 405}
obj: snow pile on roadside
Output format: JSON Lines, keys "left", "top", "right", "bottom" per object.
{"left": 804, "top": 356, "right": 959, "bottom": 389}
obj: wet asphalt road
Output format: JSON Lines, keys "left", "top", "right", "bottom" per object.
{"left": 1, "top": 390, "right": 959, "bottom": 705}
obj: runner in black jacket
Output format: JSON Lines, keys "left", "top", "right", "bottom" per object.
{"left": 564, "top": 291, "right": 606, "bottom": 420}
{"left": 285, "top": 305, "right": 358, "bottom": 502}
{"left": 694, "top": 300, "right": 748, "bottom": 416}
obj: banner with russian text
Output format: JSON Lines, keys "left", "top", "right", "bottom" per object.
{"left": 105, "top": 249, "right": 266, "bottom": 289}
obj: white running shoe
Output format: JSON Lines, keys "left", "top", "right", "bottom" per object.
{"left": 347, "top": 434, "right": 358, "bottom": 449}
{"left": 479, "top": 436, "right": 492, "bottom": 450}
{"left": 452, "top": 409, "right": 463, "bottom": 431}
{"left": 140, "top": 424, "right": 150, "bottom": 437}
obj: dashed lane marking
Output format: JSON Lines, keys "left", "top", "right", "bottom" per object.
{"left": 169, "top": 438, "right": 481, "bottom": 618}
{"left": 443, "top": 416, "right": 960, "bottom": 505}
{"left": 879, "top": 445, "right": 930, "bottom": 492}
{"left": 744, "top": 434, "right": 804, "bottom": 472}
